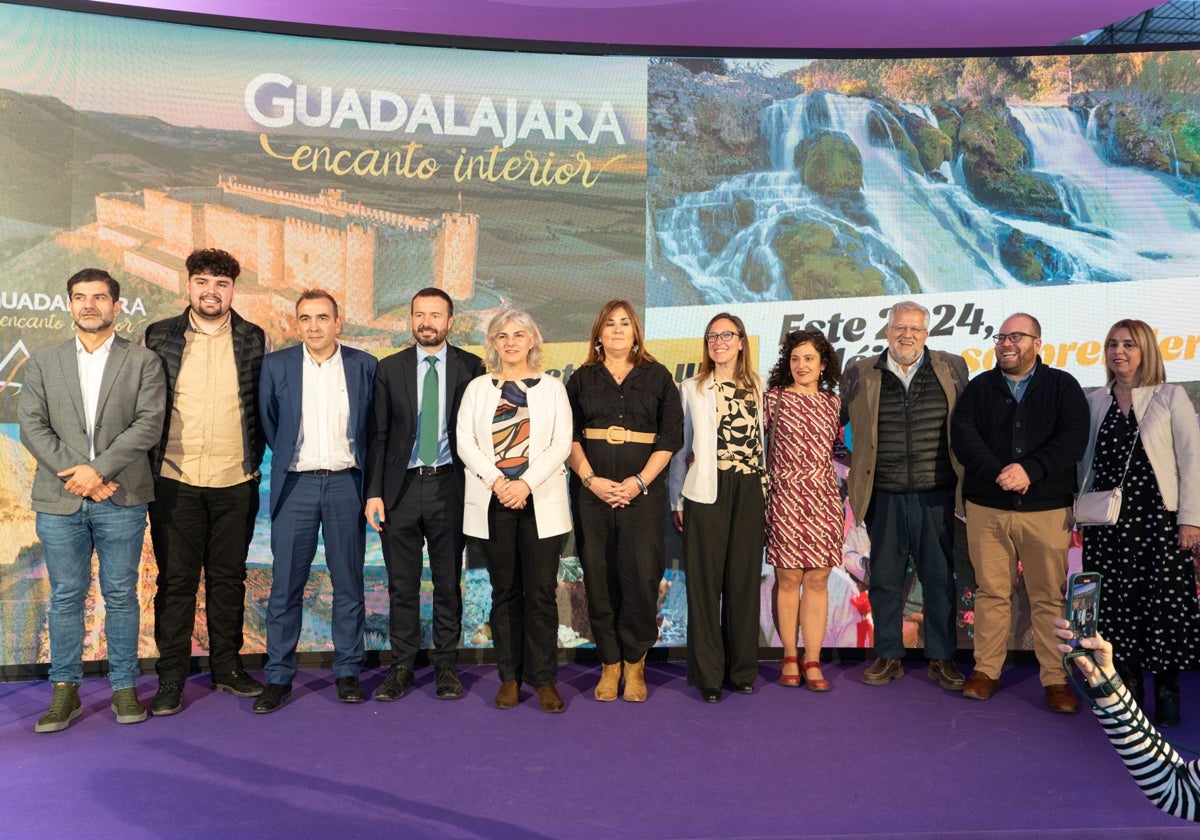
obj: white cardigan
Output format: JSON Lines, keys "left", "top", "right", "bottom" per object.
{"left": 456, "top": 373, "right": 573, "bottom": 540}
{"left": 1078, "top": 383, "right": 1200, "bottom": 527}
{"left": 668, "top": 375, "right": 764, "bottom": 509}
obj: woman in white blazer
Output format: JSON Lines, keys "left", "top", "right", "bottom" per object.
{"left": 457, "top": 310, "right": 573, "bottom": 713}
{"left": 1076, "top": 318, "right": 1200, "bottom": 727}
{"left": 668, "top": 312, "right": 766, "bottom": 703}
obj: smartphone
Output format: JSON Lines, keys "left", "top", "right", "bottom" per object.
{"left": 1065, "top": 571, "right": 1101, "bottom": 648}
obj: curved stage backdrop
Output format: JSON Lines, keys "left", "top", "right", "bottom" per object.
{"left": 1, "top": 2, "right": 1198, "bottom": 667}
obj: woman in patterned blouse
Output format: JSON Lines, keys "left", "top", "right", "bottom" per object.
{"left": 457, "top": 310, "right": 573, "bottom": 713}
{"left": 669, "top": 312, "right": 766, "bottom": 703}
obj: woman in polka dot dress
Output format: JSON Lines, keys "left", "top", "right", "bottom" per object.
{"left": 1078, "top": 319, "right": 1200, "bottom": 728}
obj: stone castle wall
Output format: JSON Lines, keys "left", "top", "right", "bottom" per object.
{"left": 95, "top": 178, "right": 478, "bottom": 318}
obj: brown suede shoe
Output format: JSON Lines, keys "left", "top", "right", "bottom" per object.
{"left": 536, "top": 684, "right": 564, "bottom": 713}
{"left": 1045, "top": 683, "right": 1080, "bottom": 714}
{"left": 962, "top": 672, "right": 1001, "bottom": 700}
{"left": 594, "top": 662, "right": 621, "bottom": 702}
{"left": 494, "top": 680, "right": 520, "bottom": 709}
{"left": 622, "top": 654, "right": 647, "bottom": 703}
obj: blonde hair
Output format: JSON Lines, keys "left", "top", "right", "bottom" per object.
{"left": 484, "top": 309, "right": 544, "bottom": 373}
{"left": 1105, "top": 319, "right": 1165, "bottom": 387}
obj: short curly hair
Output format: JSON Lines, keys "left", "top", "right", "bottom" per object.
{"left": 767, "top": 330, "right": 842, "bottom": 392}
{"left": 186, "top": 248, "right": 240, "bottom": 281}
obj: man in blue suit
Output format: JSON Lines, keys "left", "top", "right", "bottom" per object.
{"left": 254, "top": 289, "right": 377, "bottom": 713}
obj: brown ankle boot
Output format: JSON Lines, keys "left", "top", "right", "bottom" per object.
{"left": 623, "top": 654, "right": 647, "bottom": 702}
{"left": 594, "top": 662, "right": 621, "bottom": 702}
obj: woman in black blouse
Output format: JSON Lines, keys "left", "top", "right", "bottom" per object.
{"left": 566, "top": 300, "right": 683, "bottom": 702}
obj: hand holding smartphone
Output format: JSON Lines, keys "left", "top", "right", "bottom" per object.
{"left": 1065, "top": 571, "right": 1101, "bottom": 649}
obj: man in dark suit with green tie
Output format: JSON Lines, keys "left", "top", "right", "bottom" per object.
{"left": 364, "top": 288, "right": 483, "bottom": 702}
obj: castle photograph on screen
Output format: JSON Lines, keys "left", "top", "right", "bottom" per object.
{"left": 0, "top": 1, "right": 647, "bottom": 665}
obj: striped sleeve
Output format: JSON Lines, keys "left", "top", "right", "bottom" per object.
{"left": 1094, "top": 688, "right": 1200, "bottom": 820}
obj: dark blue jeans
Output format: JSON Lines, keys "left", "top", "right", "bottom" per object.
{"left": 863, "top": 489, "right": 957, "bottom": 660}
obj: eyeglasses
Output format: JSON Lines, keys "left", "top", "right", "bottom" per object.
{"left": 888, "top": 324, "right": 927, "bottom": 335}
{"left": 704, "top": 331, "right": 739, "bottom": 344}
{"left": 993, "top": 332, "right": 1038, "bottom": 345}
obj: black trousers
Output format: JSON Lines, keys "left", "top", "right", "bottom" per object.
{"left": 379, "top": 471, "right": 465, "bottom": 669}
{"left": 484, "top": 498, "right": 562, "bottom": 687}
{"left": 576, "top": 482, "right": 667, "bottom": 664}
{"left": 682, "top": 469, "right": 765, "bottom": 688}
{"left": 863, "top": 488, "right": 958, "bottom": 660}
{"left": 150, "top": 476, "right": 259, "bottom": 680}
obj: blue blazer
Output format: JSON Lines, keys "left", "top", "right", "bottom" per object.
{"left": 259, "top": 343, "right": 378, "bottom": 519}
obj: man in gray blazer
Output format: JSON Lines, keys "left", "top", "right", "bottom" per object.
{"left": 17, "top": 268, "right": 166, "bottom": 733}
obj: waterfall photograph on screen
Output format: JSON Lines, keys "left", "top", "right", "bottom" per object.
{"left": 648, "top": 54, "right": 1200, "bottom": 306}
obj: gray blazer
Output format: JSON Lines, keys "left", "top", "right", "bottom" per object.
{"left": 1078, "top": 383, "right": 1200, "bottom": 527}
{"left": 18, "top": 335, "right": 166, "bottom": 514}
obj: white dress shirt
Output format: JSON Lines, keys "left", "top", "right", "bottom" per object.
{"left": 293, "top": 344, "right": 355, "bottom": 472}
{"left": 76, "top": 333, "right": 115, "bottom": 460}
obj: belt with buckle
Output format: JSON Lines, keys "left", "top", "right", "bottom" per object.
{"left": 409, "top": 464, "right": 454, "bottom": 476}
{"left": 296, "top": 468, "right": 354, "bottom": 476}
{"left": 583, "top": 426, "right": 657, "bottom": 445}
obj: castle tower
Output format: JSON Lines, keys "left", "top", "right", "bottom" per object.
{"left": 432, "top": 212, "right": 477, "bottom": 301}
{"left": 344, "top": 223, "right": 377, "bottom": 324}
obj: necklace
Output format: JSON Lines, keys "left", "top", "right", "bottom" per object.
{"left": 605, "top": 361, "right": 633, "bottom": 384}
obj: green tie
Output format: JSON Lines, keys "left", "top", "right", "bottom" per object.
{"left": 418, "top": 355, "right": 440, "bottom": 466}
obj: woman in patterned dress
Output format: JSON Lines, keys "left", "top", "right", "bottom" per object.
{"left": 457, "top": 310, "right": 573, "bottom": 713}
{"left": 764, "top": 331, "right": 844, "bottom": 691}
{"left": 669, "top": 313, "right": 765, "bottom": 703}
{"left": 1077, "top": 318, "right": 1200, "bottom": 727}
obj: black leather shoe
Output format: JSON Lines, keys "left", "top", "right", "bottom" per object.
{"left": 151, "top": 679, "right": 184, "bottom": 716}
{"left": 729, "top": 682, "right": 755, "bottom": 695}
{"left": 435, "top": 666, "right": 464, "bottom": 700}
{"left": 1155, "top": 684, "right": 1182, "bottom": 728}
{"left": 335, "top": 676, "right": 364, "bottom": 704}
{"left": 374, "top": 665, "right": 414, "bottom": 702}
{"left": 700, "top": 687, "right": 722, "bottom": 703}
{"left": 212, "top": 669, "right": 265, "bottom": 698}
{"left": 253, "top": 683, "right": 292, "bottom": 714}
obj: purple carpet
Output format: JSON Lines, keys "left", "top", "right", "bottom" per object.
{"left": 3, "top": 660, "right": 1198, "bottom": 838}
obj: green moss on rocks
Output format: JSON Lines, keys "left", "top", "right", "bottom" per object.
{"left": 794, "top": 130, "right": 863, "bottom": 195}
{"left": 959, "top": 107, "right": 1067, "bottom": 225}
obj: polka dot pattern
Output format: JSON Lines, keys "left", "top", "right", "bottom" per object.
{"left": 1082, "top": 400, "right": 1200, "bottom": 672}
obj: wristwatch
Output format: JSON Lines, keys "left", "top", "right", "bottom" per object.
{"left": 1085, "top": 672, "right": 1124, "bottom": 699}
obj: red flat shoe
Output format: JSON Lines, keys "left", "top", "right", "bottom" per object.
{"left": 802, "top": 661, "right": 831, "bottom": 692}
{"left": 779, "top": 655, "right": 802, "bottom": 688}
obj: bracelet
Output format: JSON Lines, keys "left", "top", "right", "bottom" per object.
{"left": 634, "top": 473, "right": 648, "bottom": 495}
{"left": 1085, "top": 672, "right": 1124, "bottom": 699}
{"left": 581, "top": 472, "right": 595, "bottom": 488}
